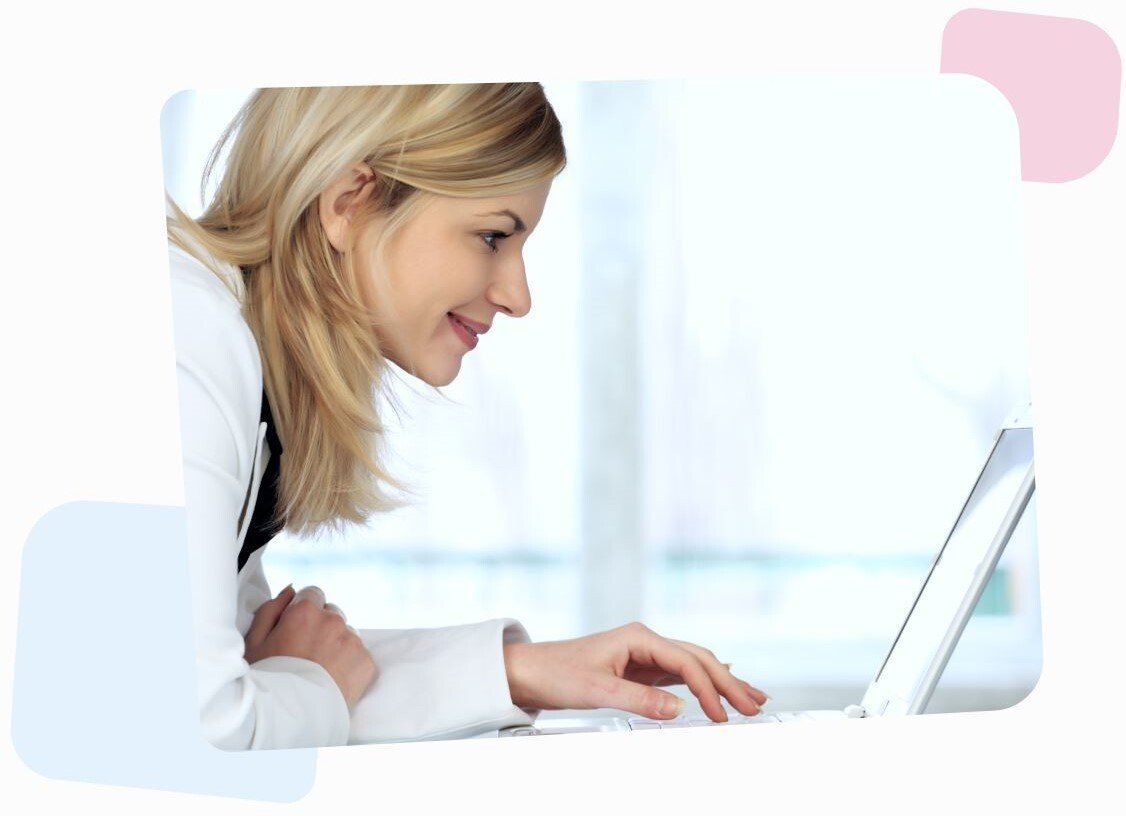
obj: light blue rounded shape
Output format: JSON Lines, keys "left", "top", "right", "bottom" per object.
{"left": 11, "top": 501, "right": 316, "bottom": 801}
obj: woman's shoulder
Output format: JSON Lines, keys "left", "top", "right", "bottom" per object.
{"left": 168, "top": 239, "right": 252, "bottom": 338}
{"left": 168, "top": 239, "right": 246, "bottom": 312}
{"left": 168, "top": 238, "right": 263, "bottom": 439}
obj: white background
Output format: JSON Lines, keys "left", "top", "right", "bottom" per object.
{"left": 2, "top": 0, "right": 1123, "bottom": 812}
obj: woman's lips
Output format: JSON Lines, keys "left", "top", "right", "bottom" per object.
{"left": 448, "top": 313, "right": 480, "bottom": 349}
{"left": 450, "top": 312, "right": 491, "bottom": 334}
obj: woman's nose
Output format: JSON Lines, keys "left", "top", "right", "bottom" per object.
{"left": 488, "top": 260, "right": 532, "bottom": 318}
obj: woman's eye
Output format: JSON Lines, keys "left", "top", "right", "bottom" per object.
{"left": 480, "top": 231, "right": 509, "bottom": 253}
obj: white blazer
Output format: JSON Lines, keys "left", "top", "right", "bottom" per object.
{"left": 168, "top": 237, "right": 536, "bottom": 750}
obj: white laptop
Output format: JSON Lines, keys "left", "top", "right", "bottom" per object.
{"left": 497, "top": 403, "right": 1036, "bottom": 736}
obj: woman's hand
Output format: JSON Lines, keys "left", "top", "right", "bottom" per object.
{"left": 244, "top": 585, "right": 377, "bottom": 708}
{"left": 501, "top": 622, "right": 768, "bottom": 722}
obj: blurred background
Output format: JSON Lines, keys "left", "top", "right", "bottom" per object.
{"left": 161, "top": 77, "right": 1040, "bottom": 715}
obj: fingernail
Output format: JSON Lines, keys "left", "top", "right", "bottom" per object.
{"left": 659, "top": 696, "right": 685, "bottom": 718}
{"left": 722, "top": 662, "right": 733, "bottom": 670}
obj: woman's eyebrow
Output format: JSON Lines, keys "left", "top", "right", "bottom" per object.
{"left": 476, "top": 209, "right": 526, "bottom": 233}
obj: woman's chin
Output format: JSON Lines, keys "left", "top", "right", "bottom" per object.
{"left": 417, "top": 358, "right": 461, "bottom": 387}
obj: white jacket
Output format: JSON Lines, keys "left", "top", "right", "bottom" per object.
{"left": 168, "top": 238, "right": 536, "bottom": 750}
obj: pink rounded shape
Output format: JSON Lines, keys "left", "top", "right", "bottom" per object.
{"left": 941, "top": 8, "right": 1121, "bottom": 183}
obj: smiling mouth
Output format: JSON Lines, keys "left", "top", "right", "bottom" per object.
{"left": 447, "top": 312, "right": 480, "bottom": 349}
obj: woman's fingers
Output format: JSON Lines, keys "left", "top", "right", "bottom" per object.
{"left": 627, "top": 629, "right": 727, "bottom": 722}
{"left": 735, "top": 677, "right": 768, "bottom": 705}
{"left": 736, "top": 677, "right": 768, "bottom": 703}
{"left": 245, "top": 584, "right": 296, "bottom": 649}
{"left": 625, "top": 667, "right": 677, "bottom": 686}
{"left": 669, "top": 639, "right": 764, "bottom": 716}
{"left": 600, "top": 675, "right": 685, "bottom": 720}
{"left": 288, "top": 585, "right": 326, "bottom": 610}
{"left": 669, "top": 639, "right": 769, "bottom": 705}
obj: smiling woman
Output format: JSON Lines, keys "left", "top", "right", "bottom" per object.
{"left": 326, "top": 177, "right": 550, "bottom": 387}
{"left": 165, "top": 83, "right": 765, "bottom": 751}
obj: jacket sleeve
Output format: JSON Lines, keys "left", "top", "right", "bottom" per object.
{"left": 347, "top": 619, "right": 539, "bottom": 744}
{"left": 171, "top": 262, "right": 351, "bottom": 751}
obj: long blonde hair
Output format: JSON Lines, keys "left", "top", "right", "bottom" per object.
{"left": 167, "top": 84, "right": 567, "bottom": 537}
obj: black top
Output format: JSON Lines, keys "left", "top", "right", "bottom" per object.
{"left": 237, "top": 388, "right": 285, "bottom": 572}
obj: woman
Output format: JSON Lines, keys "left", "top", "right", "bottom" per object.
{"left": 167, "top": 83, "right": 767, "bottom": 750}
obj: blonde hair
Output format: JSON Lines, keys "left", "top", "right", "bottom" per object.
{"left": 167, "top": 83, "right": 567, "bottom": 537}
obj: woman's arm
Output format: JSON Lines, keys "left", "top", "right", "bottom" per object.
{"left": 346, "top": 620, "right": 537, "bottom": 744}
{"left": 241, "top": 552, "right": 528, "bottom": 744}
{"left": 344, "top": 620, "right": 767, "bottom": 742}
{"left": 172, "top": 259, "right": 354, "bottom": 750}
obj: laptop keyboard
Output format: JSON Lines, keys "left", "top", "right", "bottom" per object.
{"left": 501, "top": 711, "right": 811, "bottom": 736}
{"left": 627, "top": 712, "right": 806, "bottom": 729}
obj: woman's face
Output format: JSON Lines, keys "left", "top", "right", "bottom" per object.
{"left": 349, "top": 180, "right": 552, "bottom": 387}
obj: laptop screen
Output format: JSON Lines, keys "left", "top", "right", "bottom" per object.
{"left": 866, "top": 425, "right": 1035, "bottom": 715}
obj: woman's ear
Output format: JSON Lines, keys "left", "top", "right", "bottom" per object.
{"left": 318, "top": 162, "right": 378, "bottom": 253}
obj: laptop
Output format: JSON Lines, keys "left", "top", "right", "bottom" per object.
{"left": 497, "top": 403, "right": 1036, "bottom": 736}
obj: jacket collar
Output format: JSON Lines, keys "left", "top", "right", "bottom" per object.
{"left": 261, "top": 389, "right": 284, "bottom": 455}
